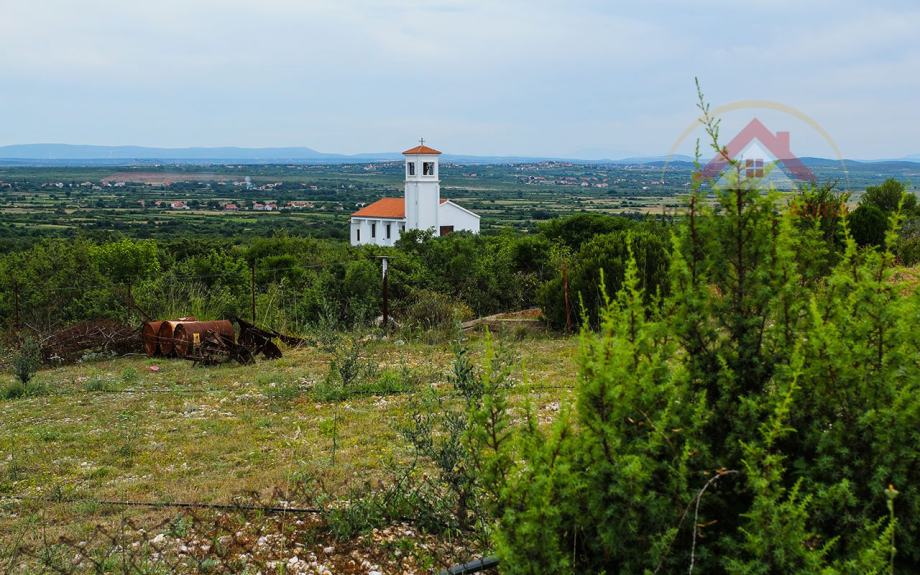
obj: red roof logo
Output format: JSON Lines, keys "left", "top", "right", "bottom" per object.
{"left": 698, "top": 118, "right": 815, "bottom": 184}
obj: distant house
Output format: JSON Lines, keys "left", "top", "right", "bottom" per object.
{"left": 350, "top": 142, "right": 479, "bottom": 247}
{"left": 170, "top": 200, "right": 189, "bottom": 210}
{"left": 223, "top": 203, "right": 239, "bottom": 211}
{"left": 287, "top": 201, "right": 313, "bottom": 209}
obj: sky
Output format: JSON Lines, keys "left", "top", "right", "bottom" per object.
{"left": 1, "top": 0, "right": 918, "bottom": 160}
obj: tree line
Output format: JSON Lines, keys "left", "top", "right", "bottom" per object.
{"left": 0, "top": 177, "right": 917, "bottom": 339}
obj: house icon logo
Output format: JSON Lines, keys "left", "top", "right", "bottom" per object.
{"left": 697, "top": 118, "right": 816, "bottom": 190}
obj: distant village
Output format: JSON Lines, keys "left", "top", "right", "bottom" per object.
{"left": 149, "top": 199, "right": 315, "bottom": 211}
{"left": 24, "top": 178, "right": 320, "bottom": 212}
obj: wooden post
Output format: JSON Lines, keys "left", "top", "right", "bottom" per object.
{"left": 562, "top": 262, "right": 572, "bottom": 333}
{"left": 13, "top": 280, "right": 21, "bottom": 330}
{"left": 250, "top": 260, "right": 257, "bottom": 323}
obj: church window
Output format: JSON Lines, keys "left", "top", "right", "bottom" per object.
{"left": 423, "top": 162, "right": 435, "bottom": 176}
{"left": 371, "top": 222, "right": 377, "bottom": 238}
{"left": 407, "top": 162, "right": 416, "bottom": 176}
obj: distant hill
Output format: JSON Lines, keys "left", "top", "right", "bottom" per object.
{"left": 0, "top": 143, "right": 918, "bottom": 167}
{"left": 0, "top": 144, "right": 342, "bottom": 162}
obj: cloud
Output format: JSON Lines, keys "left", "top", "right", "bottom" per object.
{"left": 0, "top": 0, "right": 916, "bottom": 157}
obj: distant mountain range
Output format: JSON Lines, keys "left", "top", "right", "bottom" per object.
{"left": 0, "top": 143, "right": 917, "bottom": 167}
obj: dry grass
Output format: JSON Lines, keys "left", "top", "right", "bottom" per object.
{"left": 0, "top": 332, "right": 578, "bottom": 573}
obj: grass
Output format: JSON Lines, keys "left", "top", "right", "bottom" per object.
{"left": 0, "top": 331, "right": 577, "bottom": 571}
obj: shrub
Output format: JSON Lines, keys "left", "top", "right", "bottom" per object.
{"left": 120, "top": 367, "right": 138, "bottom": 385}
{"left": 896, "top": 217, "right": 920, "bottom": 266}
{"left": 84, "top": 375, "right": 119, "bottom": 392}
{"left": 3, "top": 380, "right": 26, "bottom": 399}
{"left": 539, "top": 228, "right": 671, "bottom": 329}
{"left": 401, "top": 332, "right": 514, "bottom": 534}
{"left": 325, "top": 478, "right": 456, "bottom": 540}
{"left": 12, "top": 336, "right": 41, "bottom": 385}
{"left": 398, "top": 288, "right": 474, "bottom": 331}
{"left": 491, "top": 95, "right": 914, "bottom": 572}
{"left": 850, "top": 204, "right": 888, "bottom": 247}
{"left": 312, "top": 336, "right": 379, "bottom": 401}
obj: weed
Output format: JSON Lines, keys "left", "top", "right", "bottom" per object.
{"left": 257, "top": 372, "right": 303, "bottom": 405}
{"left": 11, "top": 336, "right": 41, "bottom": 385}
{"left": 1, "top": 379, "right": 47, "bottom": 400}
{"left": 324, "top": 477, "right": 455, "bottom": 540}
{"left": 84, "top": 375, "right": 119, "bottom": 392}
{"left": 312, "top": 337, "right": 378, "bottom": 401}
{"left": 168, "top": 515, "right": 191, "bottom": 538}
{"left": 120, "top": 366, "right": 138, "bottom": 385}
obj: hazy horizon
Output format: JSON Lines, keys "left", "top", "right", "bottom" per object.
{"left": 2, "top": 1, "right": 918, "bottom": 160}
{"left": 0, "top": 142, "right": 918, "bottom": 164}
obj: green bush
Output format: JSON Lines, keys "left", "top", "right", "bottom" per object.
{"left": 539, "top": 228, "right": 671, "bottom": 329}
{"left": 312, "top": 336, "right": 379, "bottom": 401}
{"left": 1, "top": 378, "right": 47, "bottom": 400}
{"left": 896, "top": 218, "right": 920, "bottom": 266}
{"left": 84, "top": 375, "right": 119, "bottom": 393}
{"left": 489, "top": 99, "right": 916, "bottom": 572}
{"left": 850, "top": 204, "right": 888, "bottom": 247}
{"left": 12, "top": 336, "right": 41, "bottom": 385}
{"left": 493, "top": 186, "right": 916, "bottom": 572}
{"left": 401, "top": 333, "right": 514, "bottom": 533}
{"left": 398, "top": 288, "right": 474, "bottom": 331}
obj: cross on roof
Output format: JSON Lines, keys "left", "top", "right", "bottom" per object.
{"left": 419, "top": 137, "right": 425, "bottom": 146}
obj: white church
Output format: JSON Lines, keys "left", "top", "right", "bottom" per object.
{"left": 350, "top": 142, "right": 480, "bottom": 246}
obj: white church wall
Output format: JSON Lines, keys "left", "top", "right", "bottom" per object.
{"left": 350, "top": 218, "right": 403, "bottom": 246}
{"left": 438, "top": 201, "right": 480, "bottom": 234}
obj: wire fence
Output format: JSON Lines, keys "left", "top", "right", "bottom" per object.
{"left": 1, "top": 472, "right": 487, "bottom": 574}
{"left": 3, "top": 493, "right": 336, "bottom": 575}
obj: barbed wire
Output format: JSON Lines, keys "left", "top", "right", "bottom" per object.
{"left": 1, "top": 495, "right": 323, "bottom": 515}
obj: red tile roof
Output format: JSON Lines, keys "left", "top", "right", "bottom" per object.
{"left": 352, "top": 197, "right": 405, "bottom": 218}
{"left": 402, "top": 144, "right": 441, "bottom": 155}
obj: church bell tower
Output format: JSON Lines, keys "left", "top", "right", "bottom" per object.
{"left": 403, "top": 139, "right": 441, "bottom": 233}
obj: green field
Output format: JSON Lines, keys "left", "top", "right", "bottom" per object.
{"left": 3, "top": 160, "right": 916, "bottom": 249}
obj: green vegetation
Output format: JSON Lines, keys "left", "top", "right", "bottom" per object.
{"left": 3, "top": 141, "right": 920, "bottom": 572}
{"left": 0, "top": 159, "right": 915, "bottom": 252}
{"left": 11, "top": 336, "right": 40, "bottom": 385}
{"left": 0, "top": 214, "right": 674, "bottom": 336}
{"left": 489, "top": 180, "right": 920, "bottom": 573}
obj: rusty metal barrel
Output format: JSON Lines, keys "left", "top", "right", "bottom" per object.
{"left": 142, "top": 321, "right": 164, "bottom": 357}
{"left": 173, "top": 320, "right": 235, "bottom": 358}
{"left": 156, "top": 317, "right": 197, "bottom": 357}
